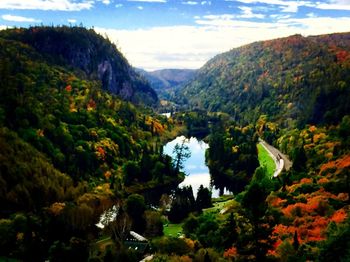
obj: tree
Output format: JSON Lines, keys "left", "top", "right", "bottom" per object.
{"left": 123, "top": 161, "right": 141, "bottom": 186}
{"left": 293, "top": 230, "right": 300, "bottom": 251}
{"left": 183, "top": 214, "right": 199, "bottom": 237}
{"left": 241, "top": 182, "right": 273, "bottom": 260}
{"left": 168, "top": 187, "right": 195, "bottom": 223}
{"left": 292, "top": 146, "right": 307, "bottom": 171}
{"left": 319, "top": 221, "right": 350, "bottom": 262}
{"left": 173, "top": 139, "right": 191, "bottom": 171}
{"left": 102, "top": 204, "right": 131, "bottom": 247}
{"left": 196, "top": 185, "right": 212, "bottom": 211}
{"left": 126, "top": 194, "right": 146, "bottom": 233}
{"left": 220, "top": 212, "right": 238, "bottom": 249}
{"left": 144, "top": 210, "right": 163, "bottom": 237}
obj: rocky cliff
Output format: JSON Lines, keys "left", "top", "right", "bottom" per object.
{"left": 0, "top": 26, "right": 157, "bottom": 105}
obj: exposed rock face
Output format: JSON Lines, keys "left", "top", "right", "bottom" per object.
{"left": 0, "top": 26, "right": 158, "bottom": 105}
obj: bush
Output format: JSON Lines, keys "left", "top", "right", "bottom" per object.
{"left": 151, "top": 237, "right": 191, "bottom": 255}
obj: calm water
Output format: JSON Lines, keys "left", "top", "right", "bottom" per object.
{"left": 163, "top": 136, "right": 222, "bottom": 198}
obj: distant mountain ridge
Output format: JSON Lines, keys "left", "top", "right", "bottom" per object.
{"left": 136, "top": 68, "right": 196, "bottom": 98}
{"left": 178, "top": 32, "right": 350, "bottom": 128}
{"left": 0, "top": 26, "right": 157, "bottom": 105}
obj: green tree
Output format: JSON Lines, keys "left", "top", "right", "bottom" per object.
{"left": 319, "top": 221, "right": 350, "bottom": 262}
{"left": 126, "top": 194, "right": 146, "bottom": 233}
{"left": 292, "top": 146, "right": 307, "bottom": 172}
{"left": 241, "top": 182, "right": 272, "bottom": 260}
{"left": 183, "top": 214, "right": 199, "bottom": 237}
{"left": 144, "top": 210, "right": 163, "bottom": 237}
{"left": 173, "top": 139, "right": 191, "bottom": 171}
{"left": 123, "top": 161, "right": 141, "bottom": 186}
{"left": 168, "top": 186, "right": 195, "bottom": 223}
{"left": 196, "top": 185, "right": 212, "bottom": 211}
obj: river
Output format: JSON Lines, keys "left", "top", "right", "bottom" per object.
{"left": 163, "top": 136, "right": 224, "bottom": 198}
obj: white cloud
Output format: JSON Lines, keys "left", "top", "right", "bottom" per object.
{"left": 280, "top": 2, "right": 299, "bottom": 12}
{"left": 238, "top": 6, "right": 265, "bottom": 18}
{"left": 201, "top": 1, "right": 211, "bottom": 5}
{"left": 306, "top": 12, "right": 316, "bottom": 18}
{"left": 2, "top": 14, "right": 41, "bottom": 22}
{"left": 67, "top": 18, "right": 77, "bottom": 23}
{"left": 234, "top": 0, "right": 312, "bottom": 13}
{"left": 270, "top": 13, "right": 291, "bottom": 19}
{"left": 137, "top": 5, "right": 144, "bottom": 9}
{"left": 126, "top": 0, "right": 166, "bottom": 2}
{"left": 96, "top": 16, "right": 350, "bottom": 70}
{"left": 0, "top": 0, "right": 94, "bottom": 11}
{"left": 100, "top": 0, "right": 111, "bottom": 5}
{"left": 234, "top": 0, "right": 350, "bottom": 11}
{"left": 0, "top": 25, "right": 11, "bottom": 30}
{"left": 182, "top": 1, "right": 198, "bottom": 5}
{"left": 115, "top": 3, "right": 123, "bottom": 7}
{"left": 316, "top": 0, "right": 350, "bottom": 10}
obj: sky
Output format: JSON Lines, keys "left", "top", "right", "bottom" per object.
{"left": 1, "top": 0, "right": 350, "bottom": 70}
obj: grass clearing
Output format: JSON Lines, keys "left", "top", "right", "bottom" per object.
{"left": 257, "top": 143, "right": 276, "bottom": 177}
{"left": 204, "top": 197, "right": 239, "bottom": 219}
{"left": 163, "top": 223, "right": 183, "bottom": 237}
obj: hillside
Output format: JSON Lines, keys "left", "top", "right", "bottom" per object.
{"left": 0, "top": 27, "right": 183, "bottom": 261}
{"left": 167, "top": 32, "right": 350, "bottom": 261}
{"left": 0, "top": 26, "right": 158, "bottom": 105}
{"left": 178, "top": 33, "right": 350, "bottom": 128}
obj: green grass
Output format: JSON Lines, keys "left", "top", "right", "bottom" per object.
{"left": 163, "top": 223, "right": 183, "bottom": 237}
{"left": 203, "top": 198, "right": 239, "bottom": 219}
{"left": 257, "top": 143, "right": 276, "bottom": 177}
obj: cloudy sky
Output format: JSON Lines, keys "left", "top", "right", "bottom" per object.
{"left": 1, "top": 0, "right": 350, "bottom": 70}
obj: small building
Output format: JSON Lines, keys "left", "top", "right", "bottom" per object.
{"left": 125, "top": 231, "right": 149, "bottom": 255}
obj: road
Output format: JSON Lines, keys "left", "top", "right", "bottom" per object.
{"left": 258, "top": 138, "right": 292, "bottom": 177}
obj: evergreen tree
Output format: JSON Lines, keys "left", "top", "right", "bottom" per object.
{"left": 173, "top": 139, "right": 191, "bottom": 171}
{"left": 196, "top": 185, "right": 212, "bottom": 211}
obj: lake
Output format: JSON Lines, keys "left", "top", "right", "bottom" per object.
{"left": 163, "top": 136, "right": 223, "bottom": 198}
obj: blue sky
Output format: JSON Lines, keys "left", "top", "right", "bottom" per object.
{"left": 1, "top": 0, "right": 350, "bottom": 70}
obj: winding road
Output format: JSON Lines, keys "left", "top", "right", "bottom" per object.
{"left": 258, "top": 138, "right": 292, "bottom": 177}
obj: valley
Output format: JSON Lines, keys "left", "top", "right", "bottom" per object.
{"left": 0, "top": 27, "right": 349, "bottom": 262}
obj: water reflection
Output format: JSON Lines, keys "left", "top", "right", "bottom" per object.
{"left": 164, "top": 136, "right": 224, "bottom": 197}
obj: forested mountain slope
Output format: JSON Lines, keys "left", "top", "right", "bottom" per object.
{"left": 0, "top": 26, "right": 157, "bottom": 105}
{"left": 136, "top": 68, "right": 196, "bottom": 100}
{"left": 0, "top": 27, "right": 180, "bottom": 261}
{"left": 171, "top": 32, "right": 350, "bottom": 261}
{"left": 178, "top": 33, "right": 350, "bottom": 128}
{"left": 137, "top": 68, "right": 196, "bottom": 90}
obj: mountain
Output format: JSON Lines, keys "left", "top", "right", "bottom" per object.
{"left": 178, "top": 33, "right": 350, "bottom": 128}
{"left": 0, "top": 26, "right": 158, "bottom": 105}
{"left": 136, "top": 68, "right": 196, "bottom": 98}
{"left": 0, "top": 27, "right": 183, "bottom": 261}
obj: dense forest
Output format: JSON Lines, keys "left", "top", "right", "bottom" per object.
{"left": 0, "top": 27, "right": 185, "bottom": 261}
{"left": 0, "top": 27, "right": 349, "bottom": 261}
{"left": 160, "top": 32, "right": 350, "bottom": 261}
{"left": 177, "top": 33, "right": 350, "bottom": 128}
